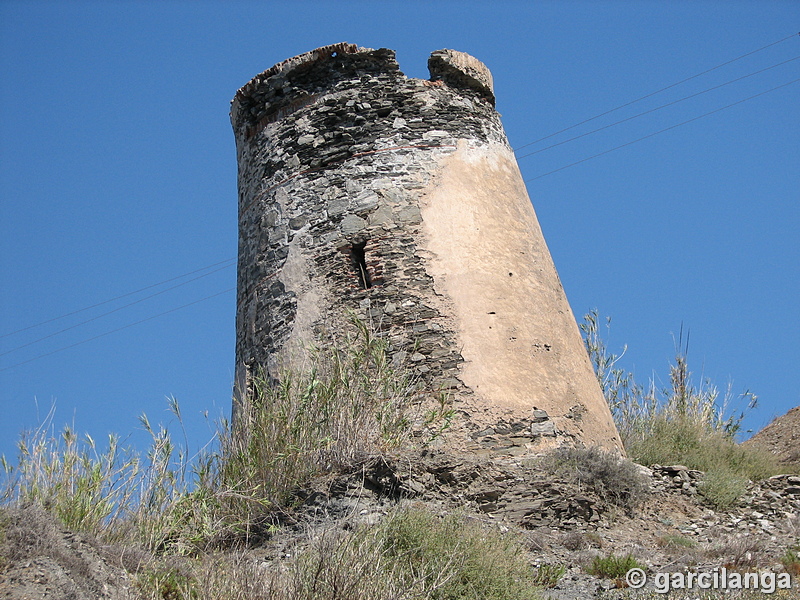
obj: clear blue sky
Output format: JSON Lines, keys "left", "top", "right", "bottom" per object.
{"left": 1, "top": 1, "right": 798, "bottom": 461}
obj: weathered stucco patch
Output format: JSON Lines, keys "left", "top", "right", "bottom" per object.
{"left": 419, "top": 140, "right": 622, "bottom": 450}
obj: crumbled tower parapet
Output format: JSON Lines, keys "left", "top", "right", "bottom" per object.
{"left": 231, "top": 44, "right": 624, "bottom": 455}
{"left": 428, "top": 49, "right": 495, "bottom": 105}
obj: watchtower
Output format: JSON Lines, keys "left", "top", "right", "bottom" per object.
{"left": 230, "top": 43, "right": 623, "bottom": 454}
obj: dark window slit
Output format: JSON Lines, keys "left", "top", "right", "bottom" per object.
{"left": 350, "top": 241, "right": 372, "bottom": 289}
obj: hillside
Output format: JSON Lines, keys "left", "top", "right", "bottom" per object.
{"left": 745, "top": 407, "right": 800, "bottom": 470}
{"left": 3, "top": 447, "right": 800, "bottom": 599}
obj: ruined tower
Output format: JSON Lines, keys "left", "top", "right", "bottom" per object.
{"left": 231, "top": 43, "right": 623, "bottom": 454}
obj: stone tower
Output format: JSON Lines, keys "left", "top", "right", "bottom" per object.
{"left": 230, "top": 43, "right": 623, "bottom": 454}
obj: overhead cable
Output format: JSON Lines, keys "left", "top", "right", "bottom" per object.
{"left": 516, "top": 54, "right": 800, "bottom": 160}
{"left": 0, "top": 257, "right": 236, "bottom": 340}
{"left": 514, "top": 31, "right": 800, "bottom": 152}
{"left": 525, "top": 77, "right": 800, "bottom": 182}
{"left": 0, "top": 262, "right": 235, "bottom": 358}
{"left": 0, "top": 288, "right": 236, "bottom": 373}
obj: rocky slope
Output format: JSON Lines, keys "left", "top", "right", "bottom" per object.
{"left": 745, "top": 406, "right": 800, "bottom": 471}
{"left": 0, "top": 505, "right": 139, "bottom": 599}
{"left": 4, "top": 449, "right": 800, "bottom": 599}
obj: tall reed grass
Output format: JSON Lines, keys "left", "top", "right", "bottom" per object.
{"left": 1, "top": 317, "right": 418, "bottom": 551}
{"left": 209, "top": 318, "right": 418, "bottom": 530}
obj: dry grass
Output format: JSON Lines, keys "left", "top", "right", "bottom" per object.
{"left": 0, "top": 398, "right": 203, "bottom": 552}
{"left": 208, "top": 317, "right": 418, "bottom": 537}
{"left": 128, "top": 505, "right": 545, "bottom": 600}
{"left": 0, "top": 318, "right": 550, "bottom": 599}
{"left": 0, "top": 318, "right": 419, "bottom": 553}
{"left": 581, "top": 311, "right": 781, "bottom": 510}
{"left": 704, "top": 536, "right": 767, "bottom": 569}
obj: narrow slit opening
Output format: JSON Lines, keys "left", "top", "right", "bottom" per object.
{"left": 350, "top": 241, "right": 372, "bottom": 289}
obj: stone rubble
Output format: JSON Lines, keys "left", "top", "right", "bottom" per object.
{"left": 4, "top": 453, "right": 800, "bottom": 599}
{"left": 276, "top": 451, "right": 800, "bottom": 598}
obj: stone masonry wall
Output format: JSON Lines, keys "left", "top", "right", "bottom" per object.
{"left": 231, "top": 45, "right": 503, "bottom": 418}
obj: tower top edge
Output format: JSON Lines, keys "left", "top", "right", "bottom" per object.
{"left": 231, "top": 43, "right": 495, "bottom": 110}
{"left": 232, "top": 42, "right": 366, "bottom": 105}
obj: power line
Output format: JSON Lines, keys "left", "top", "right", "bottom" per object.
{"left": 525, "top": 77, "right": 800, "bottom": 182}
{"left": 514, "top": 31, "right": 800, "bottom": 153}
{"left": 0, "top": 262, "right": 235, "bottom": 358}
{"left": 0, "top": 257, "right": 236, "bottom": 340}
{"left": 0, "top": 288, "right": 236, "bottom": 373}
{"left": 516, "top": 54, "right": 800, "bottom": 161}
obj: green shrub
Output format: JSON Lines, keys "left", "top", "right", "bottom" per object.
{"left": 378, "top": 506, "right": 542, "bottom": 600}
{"left": 581, "top": 311, "right": 780, "bottom": 510}
{"left": 656, "top": 534, "right": 696, "bottom": 549}
{"left": 136, "top": 565, "right": 199, "bottom": 600}
{"left": 530, "top": 563, "right": 566, "bottom": 588}
{"left": 697, "top": 469, "right": 749, "bottom": 510}
{"left": 628, "top": 414, "right": 777, "bottom": 481}
{"left": 542, "top": 446, "right": 649, "bottom": 511}
{"left": 585, "top": 553, "right": 644, "bottom": 579}
{"left": 781, "top": 545, "right": 800, "bottom": 576}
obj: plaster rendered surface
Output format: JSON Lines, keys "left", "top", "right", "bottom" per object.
{"left": 230, "top": 43, "right": 623, "bottom": 454}
{"left": 419, "top": 141, "right": 621, "bottom": 449}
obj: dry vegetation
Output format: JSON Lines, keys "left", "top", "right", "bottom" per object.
{"left": 0, "top": 319, "right": 548, "bottom": 599}
{"left": 540, "top": 446, "right": 649, "bottom": 512}
{"left": 581, "top": 310, "right": 782, "bottom": 509}
{"left": 1, "top": 314, "right": 798, "bottom": 599}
